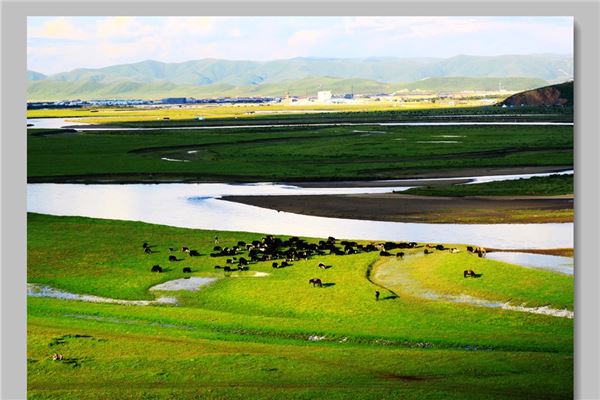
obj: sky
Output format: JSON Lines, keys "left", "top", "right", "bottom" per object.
{"left": 27, "top": 16, "right": 573, "bottom": 75}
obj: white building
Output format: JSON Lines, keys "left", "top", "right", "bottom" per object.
{"left": 317, "top": 90, "right": 332, "bottom": 103}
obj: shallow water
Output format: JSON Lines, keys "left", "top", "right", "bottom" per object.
{"left": 28, "top": 178, "right": 573, "bottom": 249}
{"left": 150, "top": 277, "right": 217, "bottom": 291}
{"left": 486, "top": 252, "right": 574, "bottom": 275}
{"left": 27, "top": 283, "right": 176, "bottom": 306}
{"left": 27, "top": 117, "right": 573, "bottom": 131}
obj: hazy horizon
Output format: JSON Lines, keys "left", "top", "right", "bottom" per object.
{"left": 28, "top": 52, "right": 574, "bottom": 76}
{"left": 28, "top": 16, "right": 573, "bottom": 75}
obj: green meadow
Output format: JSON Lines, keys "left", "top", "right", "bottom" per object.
{"left": 403, "top": 174, "right": 574, "bottom": 197}
{"left": 28, "top": 213, "right": 573, "bottom": 399}
{"left": 27, "top": 124, "right": 573, "bottom": 182}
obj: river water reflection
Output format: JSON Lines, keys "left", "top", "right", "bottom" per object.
{"left": 27, "top": 181, "right": 573, "bottom": 249}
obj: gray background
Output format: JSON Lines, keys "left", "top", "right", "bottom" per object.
{"left": 2, "top": 1, "right": 598, "bottom": 398}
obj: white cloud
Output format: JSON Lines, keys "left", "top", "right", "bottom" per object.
{"left": 28, "top": 17, "right": 89, "bottom": 40}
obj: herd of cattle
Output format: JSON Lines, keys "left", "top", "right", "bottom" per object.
{"left": 142, "top": 236, "right": 486, "bottom": 280}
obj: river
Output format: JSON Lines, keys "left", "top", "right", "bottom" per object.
{"left": 27, "top": 177, "right": 573, "bottom": 249}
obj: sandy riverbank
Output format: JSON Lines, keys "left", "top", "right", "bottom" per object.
{"left": 222, "top": 192, "right": 573, "bottom": 224}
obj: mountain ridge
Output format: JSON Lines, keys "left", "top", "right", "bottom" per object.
{"left": 27, "top": 76, "right": 550, "bottom": 101}
{"left": 28, "top": 54, "right": 573, "bottom": 87}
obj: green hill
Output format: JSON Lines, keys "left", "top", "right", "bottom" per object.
{"left": 31, "top": 54, "right": 572, "bottom": 86}
{"left": 498, "top": 81, "right": 574, "bottom": 107}
{"left": 27, "top": 75, "right": 550, "bottom": 101}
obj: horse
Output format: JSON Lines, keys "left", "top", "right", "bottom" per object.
{"left": 309, "top": 278, "right": 323, "bottom": 287}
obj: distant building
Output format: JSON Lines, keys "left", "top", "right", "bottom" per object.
{"left": 161, "top": 97, "right": 187, "bottom": 104}
{"left": 317, "top": 91, "right": 332, "bottom": 103}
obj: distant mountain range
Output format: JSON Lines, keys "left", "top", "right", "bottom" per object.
{"left": 27, "top": 54, "right": 572, "bottom": 100}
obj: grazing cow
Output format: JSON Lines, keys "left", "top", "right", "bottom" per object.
{"left": 272, "top": 262, "right": 279, "bottom": 269}
{"left": 168, "top": 255, "right": 177, "bottom": 262}
{"left": 151, "top": 265, "right": 163, "bottom": 273}
{"left": 169, "top": 247, "right": 174, "bottom": 252}
{"left": 396, "top": 252, "right": 405, "bottom": 258}
{"left": 182, "top": 246, "right": 190, "bottom": 253}
{"left": 214, "top": 236, "right": 219, "bottom": 244}
{"left": 183, "top": 267, "right": 192, "bottom": 273}
{"left": 142, "top": 242, "right": 148, "bottom": 248}
{"left": 318, "top": 262, "right": 326, "bottom": 269}
{"left": 214, "top": 265, "right": 222, "bottom": 269}
{"left": 189, "top": 250, "right": 200, "bottom": 257}
{"left": 224, "top": 266, "right": 232, "bottom": 272}
{"left": 435, "top": 244, "right": 445, "bottom": 251}
{"left": 375, "top": 291, "right": 380, "bottom": 301}
{"left": 52, "top": 353, "right": 63, "bottom": 361}
{"left": 424, "top": 249, "right": 432, "bottom": 255}
{"left": 467, "top": 246, "right": 474, "bottom": 253}
{"left": 478, "top": 247, "right": 487, "bottom": 258}
{"left": 144, "top": 247, "right": 152, "bottom": 254}
{"left": 450, "top": 248, "right": 460, "bottom": 254}
{"left": 309, "top": 278, "right": 323, "bottom": 287}
{"left": 464, "top": 269, "right": 479, "bottom": 278}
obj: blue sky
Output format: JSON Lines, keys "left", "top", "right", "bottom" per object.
{"left": 27, "top": 16, "right": 573, "bottom": 75}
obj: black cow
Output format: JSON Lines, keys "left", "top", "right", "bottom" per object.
{"left": 189, "top": 250, "right": 200, "bottom": 257}
{"left": 272, "top": 262, "right": 279, "bottom": 269}
{"left": 309, "top": 278, "right": 323, "bottom": 287}
{"left": 467, "top": 246, "right": 474, "bottom": 252}
{"left": 183, "top": 267, "right": 192, "bottom": 273}
{"left": 142, "top": 242, "right": 148, "bottom": 248}
{"left": 151, "top": 265, "right": 163, "bottom": 273}
{"left": 182, "top": 246, "right": 189, "bottom": 253}
{"left": 396, "top": 252, "right": 405, "bottom": 258}
{"left": 168, "top": 255, "right": 178, "bottom": 262}
{"left": 144, "top": 247, "right": 152, "bottom": 254}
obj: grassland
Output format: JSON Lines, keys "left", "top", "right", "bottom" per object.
{"left": 27, "top": 123, "right": 573, "bottom": 183}
{"left": 403, "top": 174, "right": 574, "bottom": 197}
{"left": 26, "top": 104, "right": 574, "bottom": 126}
{"left": 27, "top": 213, "right": 572, "bottom": 399}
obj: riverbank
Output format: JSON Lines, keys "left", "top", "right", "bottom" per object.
{"left": 222, "top": 193, "right": 573, "bottom": 224}
{"left": 27, "top": 166, "right": 571, "bottom": 185}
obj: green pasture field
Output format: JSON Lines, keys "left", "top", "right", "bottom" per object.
{"left": 27, "top": 124, "right": 573, "bottom": 182}
{"left": 403, "top": 174, "right": 574, "bottom": 197}
{"left": 28, "top": 213, "right": 573, "bottom": 399}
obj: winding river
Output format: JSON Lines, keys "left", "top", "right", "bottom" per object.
{"left": 27, "top": 117, "right": 573, "bottom": 249}
{"left": 27, "top": 174, "right": 573, "bottom": 249}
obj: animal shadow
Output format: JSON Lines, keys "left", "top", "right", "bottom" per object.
{"left": 381, "top": 294, "right": 398, "bottom": 301}
{"left": 322, "top": 282, "right": 336, "bottom": 287}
